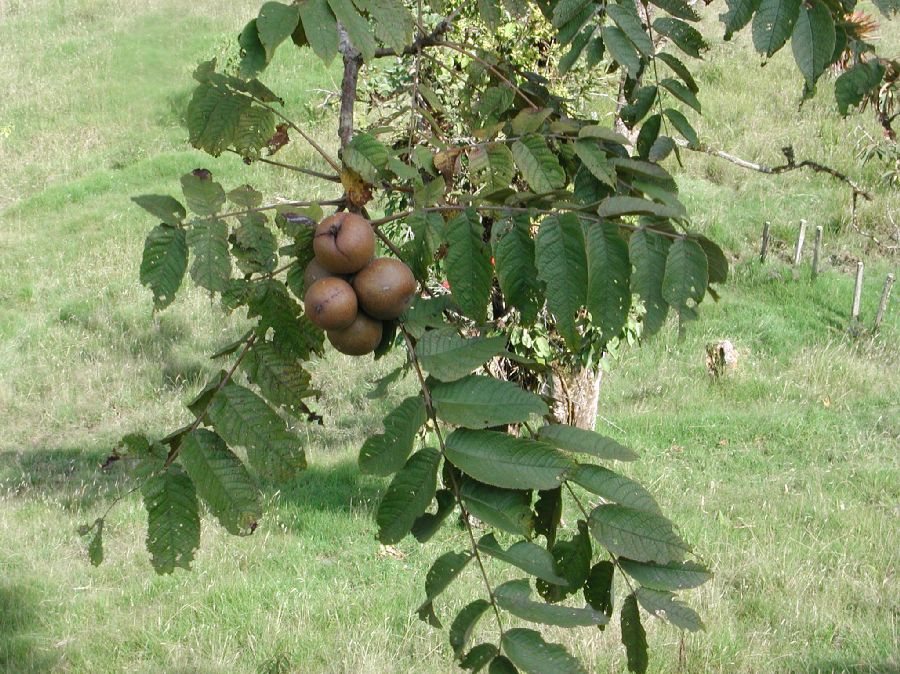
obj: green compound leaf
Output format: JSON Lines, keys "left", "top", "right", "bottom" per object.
{"left": 630, "top": 226, "right": 672, "bottom": 337}
{"left": 461, "top": 480, "right": 534, "bottom": 537}
{"left": 491, "top": 215, "right": 543, "bottom": 324}
{"left": 369, "top": 0, "right": 415, "bottom": 54}
{"left": 574, "top": 139, "right": 617, "bottom": 187}
{"left": 602, "top": 25, "right": 643, "bottom": 78}
{"left": 359, "top": 395, "right": 427, "bottom": 476}
{"left": 477, "top": 533, "right": 567, "bottom": 585}
{"left": 132, "top": 194, "right": 186, "bottom": 225}
{"left": 240, "top": 339, "right": 316, "bottom": 414}
{"left": 187, "top": 219, "right": 231, "bottom": 293}
{"left": 238, "top": 20, "right": 267, "bottom": 78}
{"left": 660, "top": 77, "right": 702, "bottom": 113}
{"left": 621, "top": 85, "right": 658, "bottom": 129}
{"left": 256, "top": 2, "right": 301, "bottom": 60}
{"left": 834, "top": 61, "right": 885, "bottom": 116}
{"left": 495, "top": 579, "right": 609, "bottom": 627}
{"left": 569, "top": 464, "right": 661, "bottom": 514}
{"left": 445, "top": 429, "right": 572, "bottom": 490}
{"left": 720, "top": 0, "right": 761, "bottom": 40}
{"left": 247, "top": 280, "right": 325, "bottom": 360}
{"left": 511, "top": 134, "right": 566, "bottom": 193}
{"left": 450, "top": 599, "right": 492, "bottom": 657}
{"left": 142, "top": 466, "right": 201, "bottom": 575}
{"left": 417, "top": 329, "right": 508, "bottom": 382}
{"left": 327, "top": 0, "right": 376, "bottom": 61}
{"left": 186, "top": 84, "right": 251, "bottom": 157}
{"left": 432, "top": 375, "right": 548, "bottom": 430}
{"left": 650, "top": 0, "right": 700, "bottom": 21}
{"left": 502, "top": 628, "right": 587, "bottom": 674}
{"left": 140, "top": 223, "right": 187, "bottom": 310}
{"left": 791, "top": 0, "right": 835, "bottom": 87}
{"left": 607, "top": 3, "right": 654, "bottom": 57}
{"left": 469, "top": 142, "right": 516, "bottom": 193}
{"left": 656, "top": 52, "right": 699, "bottom": 93}
{"left": 298, "top": 0, "right": 339, "bottom": 63}
{"left": 178, "top": 429, "right": 261, "bottom": 536}
{"left": 537, "top": 424, "right": 638, "bottom": 461}
{"left": 621, "top": 593, "right": 649, "bottom": 673}
{"left": 584, "top": 560, "right": 615, "bottom": 624}
{"left": 344, "top": 132, "right": 389, "bottom": 183}
{"left": 585, "top": 220, "right": 631, "bottom": 339}
{"left": 598, "top": 196, "right": 681, "bottom": 219}
{"left": 180, "top": 170, "right": 226, "bottom": 216}
{"left": 206, "top": 382, "right": 307, "bottom": 482}
{"left": 376, "top": 447, "right": 441, "bottom": 544}
{"left": 417, "top": 550, "right": 474, "bottom": 627}
{"left": 751, "top": 0, "right": 801, "bottom": 57}
{"left": 618, "top": 559, "right": 712, "bottom": 591}
{"left": 653, "top": 17, "right": 708, "bottom": 58}
{"left": 445, "top": 209, "right": 493, "bottom": 324}
{"left": 461, "top": 644, "right": 499, "bottom": 672}
{"left": 589, "top": 504, "right": 691, "bottom": 564}
{"left": 552, "top": 0, "right": 594, "bottom": 28}
{"left": 536, "top": 213, "right": 588, "bottom": 349}
{"left": 411, "top": 489, "right": 456, "bottom": 542}
{"left": 537, "top": 520, "right": 591, "bottom": 602}
{"left": 664, "top": 108, "right": 699, "bottom": 148}
{"left": 662, "top": 237, "right": 708, "bottom": 325}
{"left": 696, "top": 234, "right": 728, "bottom": 284}
{"left": 635, "top": 587, "right": 705, "bottom": 631}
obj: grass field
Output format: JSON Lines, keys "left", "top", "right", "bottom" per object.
{"left": 1, "top": 0, "right": 898, "bottom": 672}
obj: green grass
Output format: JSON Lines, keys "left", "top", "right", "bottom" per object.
{"left": 1, "top": 0, "right": 898, "bottom": 672}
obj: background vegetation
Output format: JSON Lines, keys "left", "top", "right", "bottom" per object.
{"left": 0, "top": 0, "right": 897, "bottom": 671}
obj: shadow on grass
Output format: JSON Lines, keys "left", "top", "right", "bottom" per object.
{"left": 0, "top": 583, "right": 59, "bottom": 673}
{"left": 0, "top": 447, "right": 119, "bottom": 512}
{"left": 0, "top": 445, "right": 383, "bottom": 519}
{"left": 274, "top": 457, "right": 384, "bottom": 520}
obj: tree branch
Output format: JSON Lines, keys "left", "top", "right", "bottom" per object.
{"left": 338, "top": 24, "right": 362, "bottom": 151}
{"left": 373, "top": 7, "right": 463, "bottom": 58}
{"left": 674, "top": 139, "right": 873, "bottom": 201}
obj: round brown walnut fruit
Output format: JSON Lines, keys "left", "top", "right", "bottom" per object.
{"left": 303, "top": 258, "right": 339, "bottom": 290}
{"left": 352, "top": 258, "right": 417, "bottom": 320}
{"left": 327, "top": 312, "right": 383, "bottom": 356}
{"left": 303, "top": 277, "right": 357, "bottom": 330}
{"left": 313, "top": 212, "right": 375, "bottom": 274}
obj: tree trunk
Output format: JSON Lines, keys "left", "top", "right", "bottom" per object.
{"left": 549, "top": 364, "right": 603, "bottom": 430}
{"left": 337, "top": 24, "right": 361, "bottom": 150}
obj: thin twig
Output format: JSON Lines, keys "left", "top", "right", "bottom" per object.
{"left": 400, "top": 326, "right": 505, "bottom": 638}
{"left": 436, "top": 41, "right": 538, "bottom": 108}
{"left": 564, "top": 481, "right": 638, "bottom": 596}
{"left": 182, "top": 198, "right": 344, "bottom": 228}
{"left": 163, "top": 333, "right": 258, "bottom": 468}
{"left": 254, "top": 100, "right": 343, "bottom": 173}
{"left": 235, "top": 152, "right": 341, "bottom": 182}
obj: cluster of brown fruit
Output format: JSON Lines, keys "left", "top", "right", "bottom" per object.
{"left": 304, "top": 212, "right": 416, "bottom": 356}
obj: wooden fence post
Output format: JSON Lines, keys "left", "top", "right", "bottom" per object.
{"left": 873, "top": 273, "right": 895, "bottom": 331}
{"left": 793, "top": 219, "right": 807, "bottom": 265}
{"left": 851, "top": 261, "right": 864, "bottom": 322}
{"left": 760, "top": 221, "right": 770, "bottom": 262}
{"left": 811, "top": 226, "right": 823, "bottom": 278}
